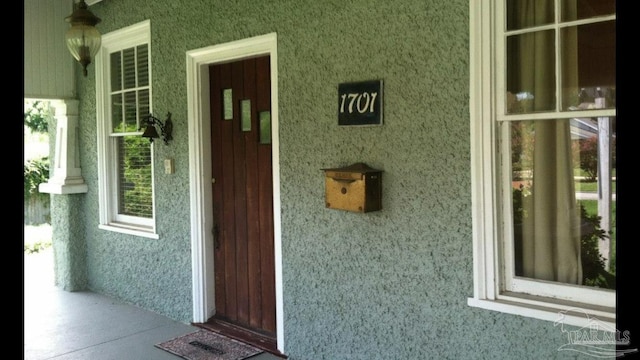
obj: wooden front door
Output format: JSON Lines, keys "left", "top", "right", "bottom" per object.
{"left": 209, "top": 55, "right": 276, "bottom": 337}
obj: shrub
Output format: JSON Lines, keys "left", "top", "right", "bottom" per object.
{"left": 24, "top": 241, "right": 52, "bottom": 254}
{"left": 577, "top": 136, "right": 599, "bottom": 181}
{"left": 579, "top": 206, "right": 615, "bottom": 289}
{"left": 574, "top": 135, "right": 617, "bottom": 182}
{"left": 24, "top": 100, "right": 51, "bottom": 203}
{"left": 24, "top": 100, "right": 49, "bottom": 133}
{"left": 24, "top": 157, "right": 50, "bottom": 201}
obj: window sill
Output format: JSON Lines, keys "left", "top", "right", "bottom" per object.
{"left": 98, "top": 223, "right": 159, "bottom": 239}
{"left": 468, "top": 297, "right": 615, "bottom": 330}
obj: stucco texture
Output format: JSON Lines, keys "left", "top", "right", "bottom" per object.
{"left": 65, "top": 0, "right": 599, "bottom": 358}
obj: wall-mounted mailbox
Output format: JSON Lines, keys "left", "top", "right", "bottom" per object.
{"left": 322, "top": 163, "right": 382, "bottom": 213}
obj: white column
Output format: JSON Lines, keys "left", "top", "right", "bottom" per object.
{"left": 39, "top": 99, "right": 88, "bottom": 194}
{"left": 595, "top": 93, "right": 612, "bottom": 271}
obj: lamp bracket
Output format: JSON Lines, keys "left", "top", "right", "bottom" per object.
{"left": 141, "top": 112, "right": 174, "bottom": 145}
{"left": 66, "top": 0, "right": 101, "bottom": 27}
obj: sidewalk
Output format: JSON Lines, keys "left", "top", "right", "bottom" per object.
{"left": 575, "top": 191, "right": 616, "bottom": 201}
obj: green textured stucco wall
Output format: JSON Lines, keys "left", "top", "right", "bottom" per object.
{"left": 65, "top": 0, "right": 593, "bottom": 358}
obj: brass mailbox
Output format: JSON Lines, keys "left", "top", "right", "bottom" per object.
{"left": 322, "top": 163, "right": 382, "bottom": 213}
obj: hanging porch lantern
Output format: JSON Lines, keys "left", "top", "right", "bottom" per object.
{"left": 65, "top": 0, "right": 101, "bottom": 77}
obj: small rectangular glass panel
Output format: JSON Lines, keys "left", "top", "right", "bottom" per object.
{"left": 110, "top": 52, "right": 122, "bottom": 91}
{"left": 136, "top": 45, "right": 149, "bottom": 87}
{"left": 241, "top": 99, "right": 251, "bottom": 132}
{"left": 259, "top": 111, "right": 271, "bottom": 144}
{"left": 122, "top": 47, "right": 136, "bottom": 89}
{"left": 223, "top": 89, "right": 233, "bottom": 120}
{"left": 111, "top": 93, "right": 123, "bottom": 132}
{"left": 507, "top": 0, "right": 554, "bottom": 31}
{"left": 506, "top": 30, "right": 556, "bottom": 114}
{"left": 124, "top": 91, "right": 137, "bottom": 131}
{"left": 138, "top": 89, "right": 150, "bottom": 129}
{"left": 561, "top": 0, "right": 615, "bottom": 22}
{"left": 561, "top": 21, "right": 616, "bottom": 111}
{"left": 510, "top": 119, "right": 616, "bottom": 290}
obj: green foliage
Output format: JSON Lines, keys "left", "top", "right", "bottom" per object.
{"left": 577, "top": 136, "right": 599, "bottom": 181}
{"left": 579, "top": 199, "right": 616, "bottom": 275}
{"left": 113, "top": 121, "right": 141, "bottom": 133}
{"left": 578, "top": 206, "right": 615, "bottom": 289}
{"left": 24, "top": 100, "right": 50, "bottom": 133}
{"left": 24, "top": 241, "right": 52, "bottom": 254}
{"left": 510, "top": 121, "right": 535, "bottom": 172}
{"left": 24, "top": 157, "right": 50, "bottom": 201}
{"left": 573, "top": 135, "right": 617, "bottom": 182}
{"left": 120, "top": 136, "right": 153, "bottom": 217}
{"left": 511, "top": 183, "right": 528, "bottom": 225}
{"left": 24, "top": 224, "right": 52, "bottom": 254}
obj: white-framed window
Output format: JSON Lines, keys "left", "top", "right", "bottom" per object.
{"left": 95, "top": 20, "right": 158, "bottom": 239}
{"left": 468, "top": 1, "right": 616, "bottom": 328}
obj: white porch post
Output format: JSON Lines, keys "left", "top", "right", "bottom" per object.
{"left": 39, "top": 99, "right": 88, "bottom": 195}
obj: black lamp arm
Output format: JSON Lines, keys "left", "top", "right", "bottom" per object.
{"left": 142, "top": 112, "right": 174, "bottom": 145}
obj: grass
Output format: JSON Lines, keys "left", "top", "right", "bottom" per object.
{"left": 575, "top": 179, "right": 616, "bottom": 192}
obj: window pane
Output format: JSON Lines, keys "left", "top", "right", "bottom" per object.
{"left": 561, "top": 21, "right": 616, "bottom": 111}
{"left": 506, "top": 30, "right": 556, "bottom": 114}
{"left": 110, "top": 52, "right": 122, "bottom": 91}
{"left": 241, "top": 99, "right": 251, "bottom": 132}
{"left": 117, "top": 136, "right": 153, "bottom": 218}
{"left": 259, "top": 111, "right": 271, "bottom": 144}
{"left": 561, "top": 0, "right": 616, "bottom": 22}
{"left": 136, "top": 45, "right": 149, "bottom": 87}
{"left": 123, "top": 47, "right": 136, "bottom": 89}
{"left": 506, "top": 0, "right": 554, "bottom": 31}
{"left": 223, "top": 89, "right": 233, "bottom": 120}
{"left": 123, "top": 91, "right": 137, "bottom": 132}
{"left": 511, "top": 119, "right": 615, "bottom": 290}
{"left": 138, "top": 89, "right": 150, "bottom": 128}
{"left": 111, "top": 93, "right": 123, "bottom": 132}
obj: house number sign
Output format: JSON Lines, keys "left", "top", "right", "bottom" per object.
{"left": 338, "top": 80, "right": 383, "bottom": 126}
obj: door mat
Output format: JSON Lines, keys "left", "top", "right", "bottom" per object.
{"left": 155, "top": 330, "right": 264, "bottom": 360}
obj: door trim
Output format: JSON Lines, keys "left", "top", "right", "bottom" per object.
{"left": 186, "top": 33, "right": 283, "bottom": 352}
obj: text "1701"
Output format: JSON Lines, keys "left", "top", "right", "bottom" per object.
{"left": 339, "top": 92, "right": 379, "bottom": 114}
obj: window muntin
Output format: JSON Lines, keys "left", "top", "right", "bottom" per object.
{"left": 111, "top": 45, "right": 150, "bottom": 135}
{"left": 109, "top": 43, "right": 153, "bottom": 222}
{"left": 503, "top": 1, "right": 616, "bottom": 117}
{"left": 469, "top": 0, "right": 616, "bottom": 325}
{"left": 502, "top": 1, "right": 615, "bottom": 297}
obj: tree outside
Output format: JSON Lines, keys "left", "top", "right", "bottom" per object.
{"left": 24, "top": 100, "right": 53, "bottom": 253}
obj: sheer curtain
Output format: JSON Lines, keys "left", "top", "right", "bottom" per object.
{"left": 511, "top": 0, "right": 582, "bottom": 284}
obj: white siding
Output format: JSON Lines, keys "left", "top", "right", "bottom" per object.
{"left": 24, "top": 0, "right": 76, "bottom": 99}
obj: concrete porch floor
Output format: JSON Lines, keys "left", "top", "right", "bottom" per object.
{"left": 23, "top": 246, "right": 281, "bottom": 360}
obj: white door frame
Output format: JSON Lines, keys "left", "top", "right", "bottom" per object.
{"left": 185, "top": 32, "right": 283, "bottom": 352}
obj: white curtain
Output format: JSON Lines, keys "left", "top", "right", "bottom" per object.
{"left": 515, "top": 0, "right": 582, "bottom": 284}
